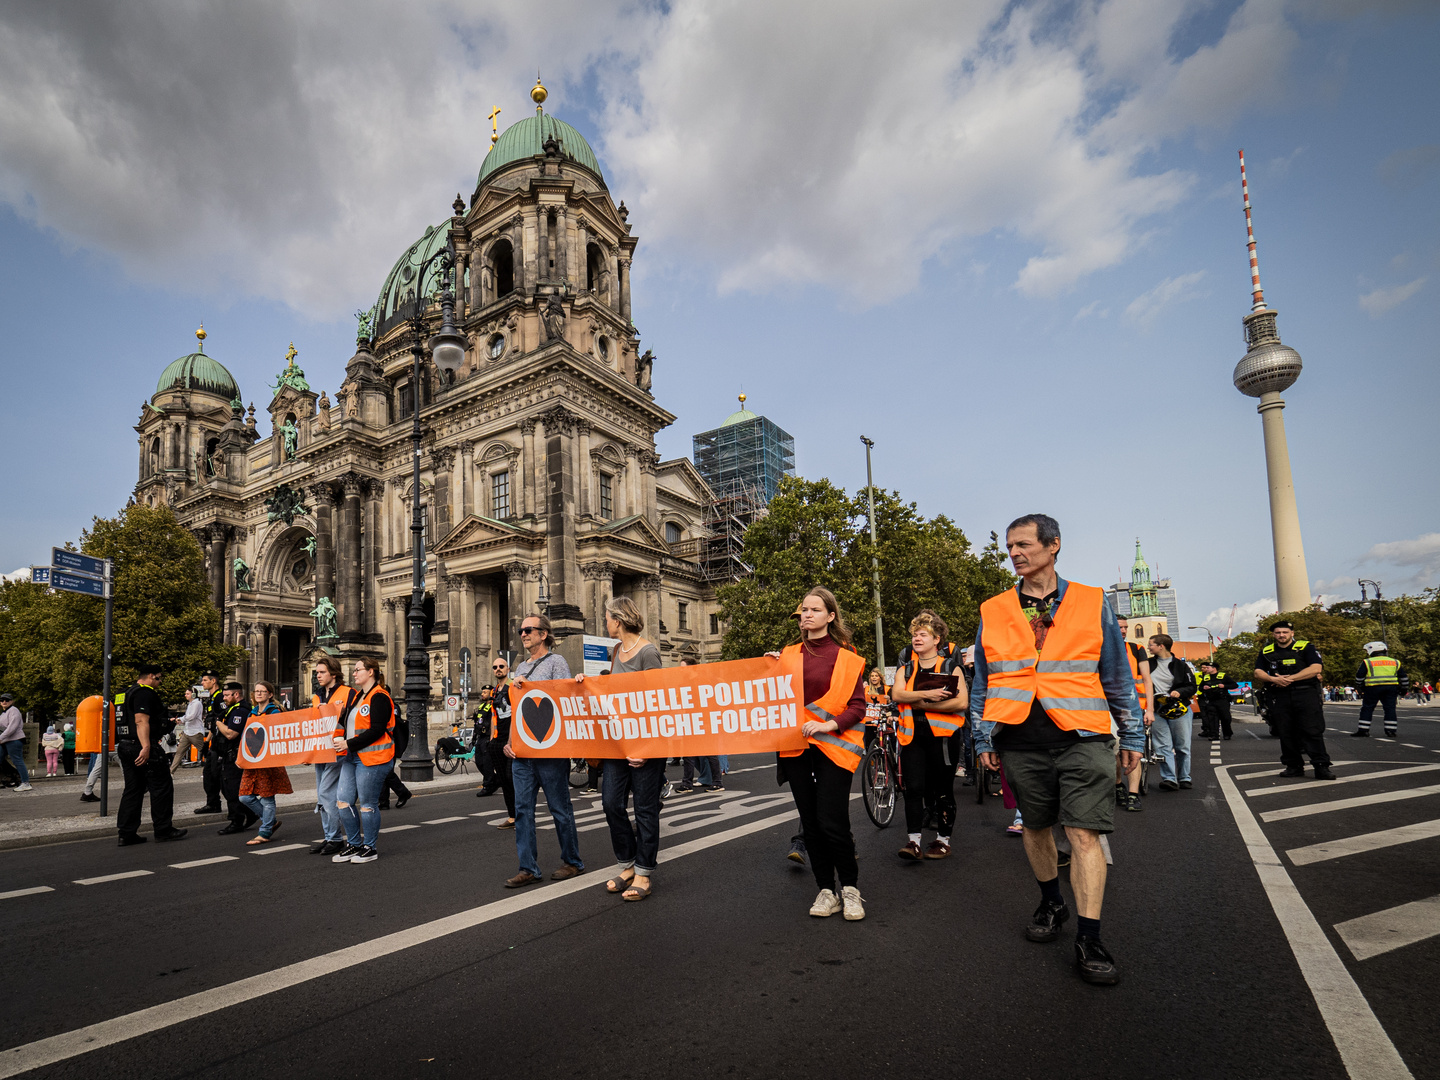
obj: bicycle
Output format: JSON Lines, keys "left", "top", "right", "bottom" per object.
{"left": 963, "top": 721, "right": 1002, "bottom": 803}
{"left": 433, "top": 721, "right": 477, "bottom": 775}
{"left": 860, "top": 704, "right": 901, "bottom": 828}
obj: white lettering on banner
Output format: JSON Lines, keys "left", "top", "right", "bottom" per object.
{"left": 715, "top": 683, "right": 731, "bottom": 707}
{"left": 699, "top": 685, "right": 714, "bottom": 707}
{"left": 781, "top": 704, "right": 796, "bottom": 726}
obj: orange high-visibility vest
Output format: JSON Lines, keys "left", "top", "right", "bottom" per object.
{"left": 314, "top": 685, "right": 356, "bottom": 758}
{"left": 894, "top": 644, "right": 965, "bottom": 744}
{"left": 978, "top": 582, "right": 1112, "bottom": 734}
{"left": 345, "top": 684, "right": 396, "bottom": 766}
{"left": 1123, "top": 644, "right": 1148, "bottom": 710}
{"left": 779, "top": 641, "right": 867, "bottom": 773}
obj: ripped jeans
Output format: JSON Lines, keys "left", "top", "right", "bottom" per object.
{"left": 337, "top": 756, "right": 389, "bottom": 849}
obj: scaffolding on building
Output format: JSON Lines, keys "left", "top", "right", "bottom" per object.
{"left": 692, "top": 414, "right": 795, "bottom": 505}
{"left": 699, "top": 478, "right": 764, "bottom": 583}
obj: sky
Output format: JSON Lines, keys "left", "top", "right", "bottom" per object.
{"left": 0, "top": 0, "right": 1436, "bottom": 638}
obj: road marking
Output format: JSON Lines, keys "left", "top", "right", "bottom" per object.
{"left": 170, "top": 857, "right": 240, "bottom": 869}
{"left": 0, "top": 887, "right": 54, "bottom": 901}
{"left": 421, "top": 816, "right": 467, "bottom": 825}
{"left": 470, "top": 810, "right": 508, "bottom": 818}
{"left": 1237, "top": 760, "right": 1369, "bottom": 782}
{"left": 73, "top": 871, "right": 153, "bottom": 886}
{"left": 1213, "top": 764, "right": 1414, "bottom": 1080}
{"left": 1260, "top": 783, "right": 1440, "bottom": 822}
{"left": 1336, "top": 894, "right": 1440, "bottom": 962}
{"left": 249, "top": 843, "right": 307, "bottom": 856}
{"left": 1288, "top": 819, "right": 1440, "bottom": 866}
{"left": 1246, "top": 763, "right": 1440, "bottom": 797}
{"left": 378, "top": 824, "right": 420, "bottom": 833}
{"left": 0, "top": 804, "right": 800, "bottom": 1078}
{"left": 1403, "top": 743, "right": 1423, "bottom": 749}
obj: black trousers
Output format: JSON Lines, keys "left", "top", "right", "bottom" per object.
{"left": 201, "top": 747, "right": 224, "bottom": 808}
{"left": 383, "top": 723, "right": 413, "bottom": 803}
{"left": 474, "top": 727, "right": 497, "bottom": 788}
{"left": 1199, "top": 698, "right": 1233, "bottom": 738}
{"left": 488, "top": 742, "right": 516, "bottom": 817}
{"left": 602, "top": 758, "right": 667, "bottom": 873}
{"left": 781, "top": 747, "right": 858, "bottom": 892}
{"left": 1270, "top": 687, "right": 1331, "bottom": 769}
{"left": 900, "top": 720, "right": 956, "bottom": 836}
{"left": 62, "top": 747, "right": 76, "bottom": 774}
{"left": 1358, "top": 688, "right": 1400, "bottom": 734}
{"left": 682, "top": 756, "right": 722, "bottom": 786}
{"left": 116, "top": 741, "right": 174, "bottom": 836}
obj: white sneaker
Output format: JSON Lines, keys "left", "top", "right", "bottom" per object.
{"left": 841, "top": 885, "right": 865, "bottom": 921}
{"left": 809, "top": 888, "right": 841, "bottom": 917}
{"left": 15, "top": 783, "right": 32, "bottom": 792}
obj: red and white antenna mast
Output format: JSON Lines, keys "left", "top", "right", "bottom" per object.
{"left": 1239, "top": 149, "right": 1267, "bottom": 312}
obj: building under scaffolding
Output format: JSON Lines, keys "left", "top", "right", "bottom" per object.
{"left": 700, "top": 478, "right": 764, "bottom": 582}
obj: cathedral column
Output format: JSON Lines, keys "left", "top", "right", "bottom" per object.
{"left": 459, "top": 441, "right": 475, "bottom": 518}
{"left": 555, "top": 204, "right": 568, "bottom": 285}
{"left": 583, "top": 561, "right": 615, "bottom": 635}
{"left": 458, "top": 575, "right": 475, "bottom": 656}
{"left": 386, "top": 599, "right": 406, "bottom": 680}
{"left": 538, "top": 207, "right": 551, "bottom": 283}
{"left": 574, "top": 422, "right": 591, "bottom": 519}
{"left": 619, "top": 257, "right": 632, "bottom": 322}
{"left": 363, "top": 479, "right": 383, "bottom": 636}
{"left": 206, "top": 524, "right": 228, "bottom": 612}
{"left": 520, "top": 418, "right": 537, "bottom": 519}
{"left": 638, "top": 576, "right": 662, "bottom": 645}
{"left": 445, "top": 575, "right": 463, "bottom": 681}
{"left": 267, "top": 624, "right": 280, "bottom": 685}
{"left": 641, "top": 450, "right": 658, "bottom": 526}
{"left": 625, "top": 444, "right": 642, "bottom": 519}
{"left": 532, "top": 416, "right": 548, "bottom": 523}
{"left": 433, "top": 447, "right": 455, "bottom": 539}
{"left": 577, "top": 218, "right": 589, "bottom": 288}
{"left": 309, "top": 482, "right": 335, "bottom": 614}
{"left": 337, "top": 473, "right": 363, "bottom": 638}
{"left": 510, "top": 214, "right": 525, "bottom": 294}
{"left": 504, "top": 562, "right": 528, "bottom": 653}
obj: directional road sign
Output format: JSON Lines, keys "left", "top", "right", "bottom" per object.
{"left": 51, "top": 569, "right": 108, "bottom": 598}
{"left": 30, "top": 567, "right": 50, "bottom": 585}
{"left": 52, "top": 548, "right": 108, "bottom": 580}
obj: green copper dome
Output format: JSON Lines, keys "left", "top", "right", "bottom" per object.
{"left": 375, "top": 222, "right": 453, "bottom": 327}
{"left": 477, "top": 113, "right": 604, "bottom": 188}
{"left": 156, "top": 350, "right": 240, "bottom": 400}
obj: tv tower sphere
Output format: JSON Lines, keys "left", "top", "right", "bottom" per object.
{"left": 1233, "top": 318, "right": 1303, "bottom": 397}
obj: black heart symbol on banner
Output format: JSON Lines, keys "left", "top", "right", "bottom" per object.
{"left": 521, "top": 696, "right": 553, "bottom": 742}
{"left": 244, "top": 726, "right": 266, "bottom": 758}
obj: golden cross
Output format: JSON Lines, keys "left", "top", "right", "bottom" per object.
{"left": 285, "top": 342, "right": 297, "bottom": 363}
{"left": 488, "top": 105, "right": 502, "bottom": 146}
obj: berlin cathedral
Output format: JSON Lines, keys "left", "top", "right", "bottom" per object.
{"left": 132, "top": 82, "right": 720, "bottom": 704}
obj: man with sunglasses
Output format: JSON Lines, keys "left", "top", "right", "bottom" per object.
{"left": 476, "top": 658, "right": 513, "bottom": 808}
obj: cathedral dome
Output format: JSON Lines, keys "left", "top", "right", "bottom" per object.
{"left": 374, "top": 222, "right": 453, "bottom": 331}
{"left": 155, "top": 340, "right": 240, "bottom": 401}
{"left": 476, "top": 113, "right": 604, "bottom": 188}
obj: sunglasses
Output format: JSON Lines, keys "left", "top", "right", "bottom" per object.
{"left": 492, "top": 665, "right": 507, "bottom": 671}
{"left": 520, "top": 626, "right": 541, "bottom": 634}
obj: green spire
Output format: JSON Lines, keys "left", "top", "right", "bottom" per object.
{"left": 1129, "top": 538, "right": 1161, "bottom": 616}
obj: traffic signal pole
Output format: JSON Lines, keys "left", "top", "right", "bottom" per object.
{"left": 100, "top": 562, "right": 113, "bottom": 817}
{"left": 860, "top": 437, "right": 885, "bottom": 673}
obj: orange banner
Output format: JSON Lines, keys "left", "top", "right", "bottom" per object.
{"left": 238, "top": 705, "right": 341, "bottom": 769}
{"left": 508, "top": 654, "right": 808, "bottom": 758}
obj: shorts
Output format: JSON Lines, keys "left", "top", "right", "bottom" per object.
{"left": 998, "top": 737, "right": 1117, "bottom": 834}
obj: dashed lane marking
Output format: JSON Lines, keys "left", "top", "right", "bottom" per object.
{"left": 421, "top": 817, "right": 467, "bottom": 825}
{"left": 73, "top": 871, "right": 153, "bottom": 886}
{"left": 1287, "top": 818, "right": 1440, "bottom": 867}
{"left": 378, "top": 824, "right": 420, "bottom": 833}
{"left": 0, "top": 887, "right": 54, "bottom": 901}
{"left": 1235, "top": 761, "right": 1363, "bottom": 781}
{"left": 470, "top": 810, "right": 508, "bottom": 817}
{"left": 170, "top": 857, "right": 240, "bottom": 870}
{"left": 1403, "top": 743, "right": 1423, "bottom": 749}
{"left": 1261, "top": 783, "right": 1440, "bottom": 823}
{"left": 249, "top": 844, "right": 307, "bottom": 856}
{"left": 1336, "top": 894, "right": 1440, "bottom": 962}
{"left": 1246, "top": 763, "right": 1440, "bottom": 796}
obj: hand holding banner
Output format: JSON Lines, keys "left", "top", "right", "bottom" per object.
{"left": 238, "top": 705, "right": 342, "bottom": 768}
{"left": 509, "top": 654, "right": 807, "bottom": 759}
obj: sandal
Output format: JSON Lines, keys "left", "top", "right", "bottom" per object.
{"left": 246, "top": 834, "right": 272, "bottom": 845}
{"left": 622, "top": 882, "right": 652, "bottom": 902}
{"left": 606, "top": 872, "right": 636, "bottom": 894}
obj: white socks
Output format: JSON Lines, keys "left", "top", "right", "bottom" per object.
{"left": 908, "top": 832, "right": 921, "bottom": 844}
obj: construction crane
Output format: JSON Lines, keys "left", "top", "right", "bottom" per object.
{"left": 1225, "top": 603, "right": 1238, "bottom": 639}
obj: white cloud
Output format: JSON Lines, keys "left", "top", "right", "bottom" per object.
{"left": 3, "top": 568, "right": 30, "bottom": 583}
{"left": 1201, "top": 597, "right": 1277, "bottom": 637}
{"left": 1354, "top": 532, "right": 1440, "bottom": 592}
{"left": 1123, "top": 270, "right": 1207, "bottom": 328}
{"left": 1359, "top": 277, "right": 1427, "bottom": 316}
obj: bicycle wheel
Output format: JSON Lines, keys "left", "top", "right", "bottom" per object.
{"left": 861, "top": 747, "right": 896, "bottom": 828}
{"left": 1139, "top": 730, "right": 1152, "bottom": 795}
{"left": 434, "top": 744, "right": 459, "bottom": 775}
{"left": 569, "top": 758, "right": 589, "bottom": 788}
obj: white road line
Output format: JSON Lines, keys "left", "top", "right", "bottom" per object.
{"left": 1288, "top": 819, "right": 1440, "bottom": 867}
{"left": 1403, "top": 744, "right": 1423, "bottom": 749}
{"left": 170, "top": 857, "right": 240, "bottom": 870}
{"left": 1260, "top": 783, "right": 1440, "bottom": 823}
{"left": 378, "top": 824, "right": 420, "bottom": 833}
{"left": 1213, "top": 764, "right": 1414, "bottom": 1080}
{"left": 1246, "top": 763, "right": 1440, "bottom": 797}
{"left": 1336, "top": 894, "right": 1440, "bottom": 962}
{"left": 470, "top": 810, "right": 508, "bottom": 818}
{"left": 0, "top": 887, "right": 54, "bottom": 901}
{"left": 0, "top": 805, "right": 800, "bottom": 1079}
{"left": 1234, "top": 760, "right": 1376, "bottom": 782}
{"left": 249, "top": 844, "right": 307, "bottom": 856}
{"left": 73, "top": 871, "right": 153, "bottom": 886}
{"left": 421, "top": 817, "right": 467, "bottom": 825}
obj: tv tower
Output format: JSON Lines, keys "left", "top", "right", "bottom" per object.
{"left": 1232, "top": 150, "right": 1311, "bottom": 614}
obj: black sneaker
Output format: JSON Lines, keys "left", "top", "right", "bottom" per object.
{"left": 702, "top": 784, "right": 723, "bottom": 792}
{"left": 350, "top": 846, "right": 379, "bottom": 864}
{"left": 1349, "top": 731, "right": 1368, "bottom": 738}
{"left": 1279, "top": 767, "right": 1305, "bottom": 777}
{"left": 79, "top": 792, "right": 100, "bottom": 802}
{"left": 1313, "top": 767, "right": 1337, "bottom": 780}
{"left": 787, "top": 838, "right": 807, "bottom": 866}
{"left": 332, "top": 844, "right": 362, "bottom": 863}
{"left": 1025, "top": 899, "right": 1070, "bottom": 943}
{"left": 670, "top": 783, "right": 695, "bottom": 797}
{"left": 1114, "top": 783, "right": 1125, "bottom": 806}
{"left": 1075, "top": 937, "right": 1121, "bottom": 985}
{"left": 1158, "top": 779, "right": 1178, "bottom": 791}
{"left": 1123, "top": 793, "right": 1142, "bottom": 812}
{"left": 193, "top": 805, "right": 222, "bottom": 814}
{"left": 312, "top": 839, "right": 346, "bottom": 855}
{"left": 154, "top": 828, "right": 188, "bottom": 842}
{"left": 117, "top": 833, "right": 148, "bottom": 847}
{"left": 1178, "top": 780, "right": 1192, "bottom": 790}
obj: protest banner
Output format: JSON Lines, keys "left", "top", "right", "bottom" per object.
{"left": 508, "top": 653, "right": 809, "bottom": 758}
{"left": 238, "top": 704, "right": 342, "bottom": 768}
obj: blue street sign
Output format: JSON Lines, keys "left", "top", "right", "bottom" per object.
{"left": 51, "top": 569, "right": 108, "bottom": 598}
{"left": 31, "top": 567, "right": 50, "bottom": 585}
{"left": 52, "top": 548, "right": 108, "bottom": 580}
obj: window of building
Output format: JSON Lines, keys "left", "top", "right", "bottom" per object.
{"left": 665, "top": 521, "right": 681, "bottom": 544}
{"left": 599, "top": 472, "right": 613, "bottom": 519}
{"left": 678, "top": 601, "right": 689, "bottom": 632}
{"left": 491, "top": 471, "right": 510, "bottom": 519}
{"left": 710, "top": 613, "right": 720, "bottom": 636}
{"left": 492, "top": 239, "right": 514, "bottom": 297}
{"left": 398, "top": 382, "right": 414, "bottom": 420}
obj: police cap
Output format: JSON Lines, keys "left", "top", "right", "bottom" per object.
{"left": 1272, "top": 620, "right": 1294, "bottom": 631}
{"left": 201, "top": 669, "right": 221, "bottom": 679}
{"left": 138, "top": 663, "right": 164, "bottom": 676}
{"left": 224, "top": 681, "right": 245, "bottom": 692}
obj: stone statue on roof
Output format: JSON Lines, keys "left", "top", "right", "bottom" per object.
{"left": 281, "top": 418, "right": 299, "bottom": 460}
{"left": 636, "top": 349, "right": 654, "bottom": 393}
{"left": 309, "top": 596, "right": 338, "bottom": 641}
{"left": 233, "top": 557, "right": 252, "bottom": 592}
{"left": 355, "top": 307, "right": 374, "bottom": 343}
{"left": 269, "top": 343, "right": 311, "bottom": 396}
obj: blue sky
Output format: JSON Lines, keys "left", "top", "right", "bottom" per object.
{"left": 0, "top": 0, "right": 1436, "bottom": 638}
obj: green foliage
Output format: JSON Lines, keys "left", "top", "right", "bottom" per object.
{"left": 716, "top": 477, "right": 1015, "bottom": 665}
{"left": 0, "top": 504, "right": 244, "bottom": 718}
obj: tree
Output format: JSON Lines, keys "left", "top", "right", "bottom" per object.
{"left": 1213, "top": 607, "right": 1370, "bottom": 688}
{"left": 0, "top": 504, "right": 245, "bottom": 719}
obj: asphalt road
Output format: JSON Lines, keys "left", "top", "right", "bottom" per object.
{"left": 3, "top": 703, "right": 1438, "bottom": 1080}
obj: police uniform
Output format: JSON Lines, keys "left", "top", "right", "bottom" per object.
{"left": 197, "top": 687, "right": 228, "bottom": 812}
{"left": 214, "top": 695, "right": 258, "bottom": 831}
{"left": 1197, "top": 668, "right": 1238, "bottom": 740}
{"left": 115, "top": 677, "right": 183, "bottom": 844}
{"left": 1255, "top": 636, "right": 1332, "bottom": 776}
{"left": 1354, "top": 652, "right": 1406, "bottom": 738}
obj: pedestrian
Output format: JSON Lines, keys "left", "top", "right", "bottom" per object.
{"left": 239, "top": 681, "right": 292, "bottom": 844}
{"left": 378, "top": 696, "right": 413, "bottom": 811}
{"left": 504, "top": 613, "right": 584, "bottom": 888}
{"left": 1351, "top": 641, "right": 1407, "bottom": 739}
{"left": 577, "top": 597, "right": 664, "bottom": 901}
{"left": 970, "top": 514, "right": 1143, "bottom": 985}
{"left": 171, "top": 687, "right": 207, "bottom": 772}
{"left": 62, "top": 722, "right": 76, "bottom": 775}
{"left": 768, "top": 586, "right": 868, "bottom": 921}
{"left": 0, "top": 692, "right": 31, "bottom": 791}
{"left": 213, "top": 682, "right": 259, "bottom": 833}
{"left": 192, "top": 670, "right": 226, "bottom": 815}
{"left": 115, "top": 665, "right": 187, "bottom": 846}
{"left": 482, "top": 659, "right": 518, "bottom": 829}
{"left": 329, "top": 657, "right": 395, "bottom": 864}
{"left": 889, "top": 610, "right": 968, "bottom": 860}
{"left": 1196, "top": 660, "right": 1238, "bottom": 741}
{"left": 1145, "top": 634, "right": 1197, "bottom": 791}
{"left": 1112, "top": 615, "right": 1152, "bottom": 813}
{"left": 472, "top": 685, "right": 499, "bottom": 795}
{"left": 310, "top": 656, "right": 354, "bottom": 856}
{"left": 40, "top": 724, "right": 63, "bottom": 776}
{"left": 1254, "top": 621, "right": 1334, "bottom": 780}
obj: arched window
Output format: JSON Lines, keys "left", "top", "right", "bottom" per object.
{"left": 148, "top": 436, "right": 161, "bottom": 476}
{"left": 491, "top": 239, "right": 514, "bottom": 298}
{"left": 665, "top": 521, "right": 682, "bottom": 544}
{"left": 587, "top": 243, "right": 603, "bottom": 293}
{"left": 205, "top": 437, "right": 219, "bottom": 476}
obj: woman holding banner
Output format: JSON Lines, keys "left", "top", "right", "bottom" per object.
{"left": 310, "top": 657, "right": 353, "bottom": 857}
{"left": 239, "top": 681, "right": 292, "bottom": 845}
{"left": 330, "top": 657, "right": 395, "bottom": 864}
{"left": 770, "top": 587, "right": 868, "bottom": 921}
{"left": 577, "top": 597, "right": 664, "bottom": 901}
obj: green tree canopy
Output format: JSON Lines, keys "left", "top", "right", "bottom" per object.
{"left": 0, "top": 504, "right": 244, "bottom": 719}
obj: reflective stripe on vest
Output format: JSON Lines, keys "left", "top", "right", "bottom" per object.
{"left": 1124, "top": 645, "right": 1147, "bottom": 709}
{"left": 350, "top": 684, "right": 396, "bottom": 766}
{"left": 894, "top": 646, "right": 964, "bottom": 744}
{"left": 314, "top": 685, "right": 356, "bottom": 757}
{"left": 978, "top": 582, "right": 1112, "bottom": 734}
{"left": 1364, "top": 657, "right": 1400, "bottom": 686}
{"left": 778, "top": 642, "right": 867, "bottom": 773}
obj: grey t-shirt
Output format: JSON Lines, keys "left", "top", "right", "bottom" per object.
{"left": 1151, "top": 657, "right": 1175, "bottom": 698}
{"left": 514, "top": 650, "right": 572, "bottom": 683}
{"left": 610, "top": 642, "right": 662, "bottom": 674}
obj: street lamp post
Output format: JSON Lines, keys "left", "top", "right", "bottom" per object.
{"left": 859, "top": 436, "right": 885, "bottom": 673}
{"left": 1188, "top": 625, "right": 1216, "bottom": 662}
{"left": 1358, "top": 579, "right": 1386, "bottom": 645}
{"left": 399, "top": 226, "right": 468, "bottom": 784}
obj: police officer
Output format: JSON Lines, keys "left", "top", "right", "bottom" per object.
{"left": 115, "top": 664, "right": 188, "bottom": 846}
{"left": 214, "top": 681, "right": 260, "bottom": 834}
{"left": 471, "top": 684, "right": 498, "bottom": 794}
{"left": 1196, "top": 660, "right": 1238, "bottom": 741}
{"left": 1254, "top": 621, "right": 1334, "bottom": 780}
{"left": 1352, "top": 641, "right": 1407, "bottom": 739}
{"left": 192, "top": 669, "right": 226, "bottom": 815}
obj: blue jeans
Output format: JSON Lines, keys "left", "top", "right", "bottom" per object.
{"left": 512, "top": 757, "right": 583, "bottom": 877}
{"left": 337, "top": 756, "right": 388, "bottom": 849}
{"left": 1151, "top": 708, "right": 1192, "bottom": 783}
{"left": 314, "top": 761, "right": 343, "bottom": 841}
{"left": 2, "top": 740, "right": 28, "bottom": 784}
{"left": 239, "top": 794, "right": 278, "bottom": 836}
{"left": 602, "top": 758, "right": 666, "bottom": 875}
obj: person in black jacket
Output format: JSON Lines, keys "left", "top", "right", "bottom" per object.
{"left": 1196, "top": 661, "right": 1238, "bottom": 740}
{"left": 115, "top": 664, "right": 187, "bottom": 846}
{"left": 1145, "top": 635, "right": 1196, "bottom": 791}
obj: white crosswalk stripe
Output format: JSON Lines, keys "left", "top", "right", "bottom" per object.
{"left": 1260, "top": 783, "right": 1440, "bottom": 822}
{"left": 1246, "top": 763, "right": 1440, "bottom": 797}
{"left": 1336, "top": 894, "right": 1440, "bottom": 961}
{"left": 1288, "top": 818, "right": 1440, "bottom": 867}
